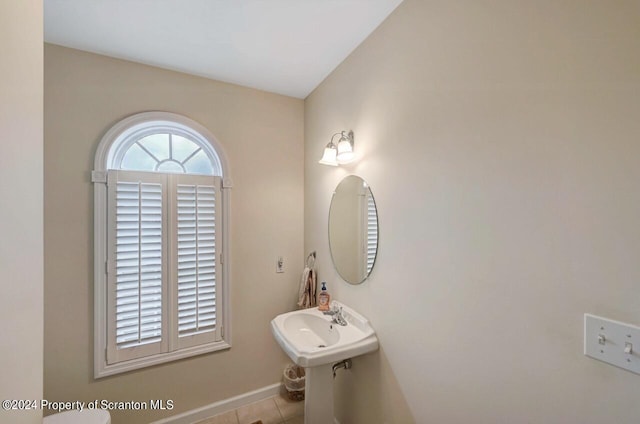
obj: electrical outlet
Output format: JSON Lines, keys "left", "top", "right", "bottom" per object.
{"left": 276, "top": 256, "right": 284, "bottom": 273}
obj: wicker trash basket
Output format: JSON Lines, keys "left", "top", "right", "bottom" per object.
{"left": 283, "top": 364, "right": 306, "bottom": 401}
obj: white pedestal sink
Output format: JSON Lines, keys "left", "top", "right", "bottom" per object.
{"left": 304, "top": 364, "right": 335, "bottom": 424}
{"left": 270, "top": 301, "right": 378, "bottom": 424}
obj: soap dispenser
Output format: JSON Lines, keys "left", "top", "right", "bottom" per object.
{"left": 318, "top": 282, "right": 331, "bottom": 312}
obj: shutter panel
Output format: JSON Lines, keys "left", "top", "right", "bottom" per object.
{"left": 107, "top": 170, "right": 167, "bottom": 364}
{"left": 106, "top": 171, "right": 224, "bottom": 364}
{"left": 171, "top": 174, "right": 222, "bottom": 349}
{"left": 366, "top": 190, "right": 378, "bottom": 274}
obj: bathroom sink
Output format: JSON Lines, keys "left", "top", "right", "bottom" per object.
{"left": 270, "top": 301, "right": 378, "bottom": 367}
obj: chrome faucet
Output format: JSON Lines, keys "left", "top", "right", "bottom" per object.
{"left": 331, "top": 306, "right": 348, "bottom": 326}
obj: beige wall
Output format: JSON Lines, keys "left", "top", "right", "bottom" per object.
{"left": 305, "top": 0, "right": 640, "bottom": 423}
{"left": 0, "top": 2, "right": 44, "bottom": 424}
{"left": 44, "top": 44, "right": 303, "bottom": 423}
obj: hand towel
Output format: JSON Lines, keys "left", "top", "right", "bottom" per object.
{"left": 297, "top": 253, "right": 317, "bottom": 309}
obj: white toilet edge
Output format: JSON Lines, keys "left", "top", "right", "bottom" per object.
{"left": 43, "top": 409, "right": 111, "bottom": 424}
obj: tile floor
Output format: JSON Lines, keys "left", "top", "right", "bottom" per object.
{"left": 194, "top": 392, "right": 304, "bottom": 424}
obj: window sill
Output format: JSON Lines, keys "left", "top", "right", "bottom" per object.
{"left": 95, "top": 340, "right": 231, "bottom": 379}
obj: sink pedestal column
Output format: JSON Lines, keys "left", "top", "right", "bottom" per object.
{"left": 304, "top": 364, "right": 334, "bottom": 424}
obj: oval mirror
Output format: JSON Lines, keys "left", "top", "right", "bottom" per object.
{"left": 328, "top": 175, "right": 379, "bottom": 284}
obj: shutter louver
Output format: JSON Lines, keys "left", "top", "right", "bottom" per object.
{"left": 115, "top": 181, "right": 163, "bottom": 348}
{"left": 176, "top": 181, "right": 218, "bottom": 339}
{"left": 366, "top": 192, "right": 378, "bottom": 273}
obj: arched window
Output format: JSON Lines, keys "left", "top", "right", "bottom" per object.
{"left": 92, "top": 112, "right": 232, "bottom": 377}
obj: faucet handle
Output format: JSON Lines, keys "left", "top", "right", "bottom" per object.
{"left": 331, "top": 306, "right": 348, "bottom": 326}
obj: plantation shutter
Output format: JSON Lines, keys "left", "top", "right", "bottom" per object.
{"left": 365, "top": 190, "right": 378, "bottom": 274}
{"left": 106, "top": 170, "right": 168, "bottom": 364}
{"left": 105, "top": 171, "right": 223, "bottom": 364}
{"left": 170, "top": 174, "right": 222, "bottom": 349}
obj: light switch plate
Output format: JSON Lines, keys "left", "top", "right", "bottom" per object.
{"left": 584, "top": 313, "right": 640, "bottom": 375}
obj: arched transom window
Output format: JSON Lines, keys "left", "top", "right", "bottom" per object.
{"left": 105, "top": 118, "right": 225, "bottom": 176}
{"left": 121, "top": 133, "right": 213, "bottom": 174}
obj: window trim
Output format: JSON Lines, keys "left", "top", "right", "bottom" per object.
{"left": 92, "top": 111, "right": 233, "bottom": 378}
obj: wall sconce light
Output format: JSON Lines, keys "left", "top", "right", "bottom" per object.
{"left": 318, "top": 130, "right": 354, "bottom": 166}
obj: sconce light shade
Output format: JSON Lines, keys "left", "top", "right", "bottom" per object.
{"left": 336, "top": 132, "right": 355, "bottom": 163}
{"left": 319, "top": 130, "right": 355, "bottom": 166}
{"left": 318, "top": 142, "right": 338, "bottom": 166}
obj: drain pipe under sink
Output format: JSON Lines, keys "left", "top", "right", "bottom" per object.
{"left": 332, "top": 358, "right": 352, "bottom": 378}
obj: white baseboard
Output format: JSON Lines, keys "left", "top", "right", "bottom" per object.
{"left": 150, "top": 383, "right": 282, "bottom": 424}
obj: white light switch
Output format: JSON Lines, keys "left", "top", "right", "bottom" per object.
{"left": 276, "top": 256, "right": 284, "bottom": 273}
{"left": 584, "top": 314, "right": 640, "bottom": 375}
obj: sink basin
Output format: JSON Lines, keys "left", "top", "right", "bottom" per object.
{"left": 270, "top": 301, "right": 378, "bottom": 367}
